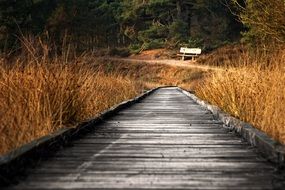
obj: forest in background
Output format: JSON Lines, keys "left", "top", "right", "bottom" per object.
{"left": 1, "top": 0, "right": 285, "bottom": 54}
{"left": 0, "top": 0, "right": 243, "bottom": 54}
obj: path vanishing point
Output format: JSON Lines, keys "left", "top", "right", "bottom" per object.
{"left": 3, "top": 87, "right": 284, "bottom": 190}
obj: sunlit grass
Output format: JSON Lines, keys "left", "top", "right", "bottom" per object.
{"left": 0, "top": 60, "right": 142, "bottom": 154}
{"left": 196, "top": 49, "right": 285, "bottom": 144}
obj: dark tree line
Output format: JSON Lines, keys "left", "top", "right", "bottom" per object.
{"left": 0, "top": 0, "right": 243, "bottom": 53}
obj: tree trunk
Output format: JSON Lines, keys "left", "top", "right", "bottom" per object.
{"left": 176, "top": 0, "right": 192, "bottom": 33}
{"left": 176, "top": 0, "right": 183, "bottom": 20}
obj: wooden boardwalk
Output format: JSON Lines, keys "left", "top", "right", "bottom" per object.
{"left": 7, "top": 87, "right": 282, "bottom": 189}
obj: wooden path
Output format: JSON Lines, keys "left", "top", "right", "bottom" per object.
{"left": 7, "top": 87, "right": 282, "bottom": 189}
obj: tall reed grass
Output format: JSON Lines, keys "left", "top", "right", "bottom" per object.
{"left": 0, "top": 59, "right": 141, "bottom": 155}
{"left": 196, "top": 49, "right": 285, "bottom": 144}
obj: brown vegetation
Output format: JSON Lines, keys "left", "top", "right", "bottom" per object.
{"left": 92, "top": 58, "right": 207, "bottom": 90}
{"left": 197, "top": 44, "right": 247, "bottom": 67}
{"left": 196, "top": 48, "right": 285, "bottom": 144}
{"left": 0, "top": 60, "right": 143, "bottom": 154}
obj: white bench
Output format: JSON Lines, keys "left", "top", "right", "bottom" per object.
{"left": 177, "top": 47, "right": 202, "bottom": 61}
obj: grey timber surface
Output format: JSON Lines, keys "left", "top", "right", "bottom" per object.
{"left": 6, "top": 87, "right": 283, "bottom": 190}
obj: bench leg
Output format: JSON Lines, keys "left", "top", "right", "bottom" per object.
{"left": 181, "top": 56, "right": 185, "bottom": 61}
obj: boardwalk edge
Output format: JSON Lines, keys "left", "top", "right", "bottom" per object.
{"left": 178, "top": 88, "right": 285, "bottom": 165}
{"left": 0, "top": 87, "right": 160, "bottom": 185}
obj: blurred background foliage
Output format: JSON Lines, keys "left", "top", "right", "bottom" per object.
{"left": 0, "top": 0, "right": 284, "bottom": 54}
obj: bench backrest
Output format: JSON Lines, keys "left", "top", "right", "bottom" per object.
{"left": 180, "top": 47, "right": 202, "bottom": 55}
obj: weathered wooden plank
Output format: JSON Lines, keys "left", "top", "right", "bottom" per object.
{"left": 69, "top": 144, "right": 249, "bottom": 148}
{"left": 51, "top": 157, "right": 263, "bottom": 162}
{"left": 89, "top": 129, "right": 229, "bottom": 133}
{"left": 9, "top": 180, "right": 274, "bottom": 190}
{"left": 88, "top": 129, "right": 229, "bottom": 133}
{"left": 14, "top": 176, "right": 275, "bottom": 186}
{"left": 74, "top": 139, "right": 246, "bottom": 145}
{"left": 30, "top": 168, "right": 274, "bottom": 175}
{"left": 36, "top": 160, "right": 274, "bottom": 168}
{"left": 85, "top": 133, "right": 240, "bottom": 138}
{"left": 105, "top": 121, "right": 224, "bottom": 124}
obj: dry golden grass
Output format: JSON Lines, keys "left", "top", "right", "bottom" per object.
{"left": 197, "top": 44, "right": 247, "bottom": 67}
{"left": 0, "top": 60, "right": 142, "bottom": 155}
{"left": 196, "top": 49, "right": 285, "bottom": 144}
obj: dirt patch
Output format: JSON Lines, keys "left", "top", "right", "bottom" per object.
{"left": 130, "top": 49, "right": 177, "bottom": 60}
